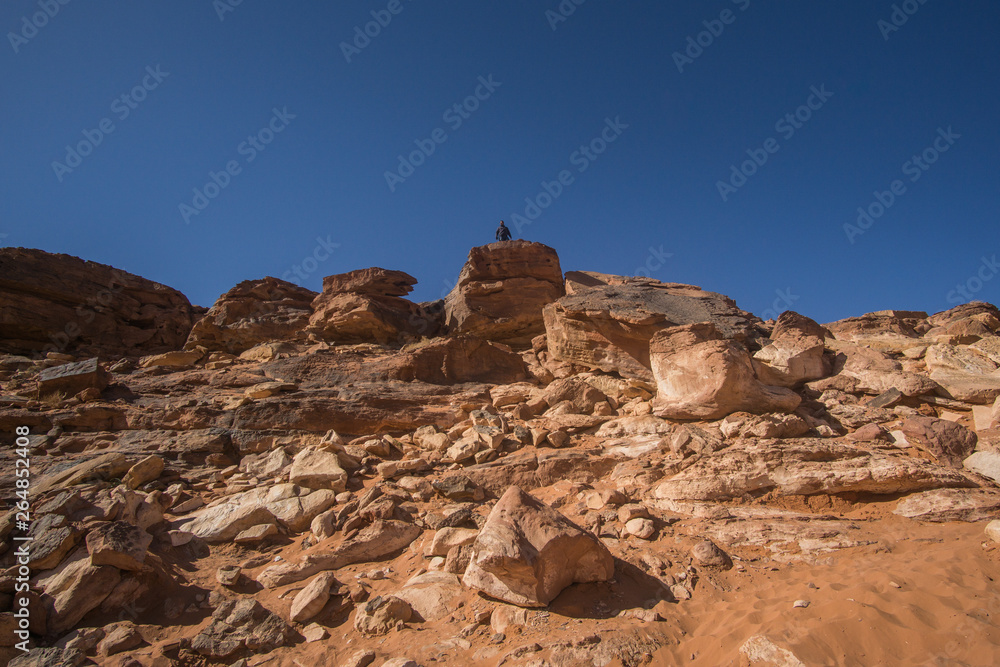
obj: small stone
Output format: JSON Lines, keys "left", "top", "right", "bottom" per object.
{"left": 625, "top": 518, "right": 655, "bottom": 539}
{"left": 670, "top": 584, "right": 691, "bottom": 601}
{"left": 341, "top": 650, "right": 376, "bottom": 667}
{"left": 168, "top": 530, "right": 194, "bottom": 547}
{"left": 216, "top": 565, "right": 241, "bottom": 587}
{"left": 690, "top": 539, "right": 732, "bottom": 569}
{"left": 793, "top": 599, "right": 810, "bottom": 608}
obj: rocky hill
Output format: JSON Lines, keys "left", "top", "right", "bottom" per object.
{"left": 0, "top": 243, "right": 999, "bottom": 666}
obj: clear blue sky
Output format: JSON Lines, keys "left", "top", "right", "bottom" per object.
{"left": 2, "top": 1, "right": 998, "bottom": 323}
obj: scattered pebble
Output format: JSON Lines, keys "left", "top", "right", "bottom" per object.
{"left": 793, "top": 600, "right": 810, "bottom": 609}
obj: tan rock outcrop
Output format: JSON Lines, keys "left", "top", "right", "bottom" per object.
{"left": 653, "top": 439, "right": 975, "bottom": 501}
{"left": 0, "top": 248, "right": 196, "bottom": 357}
{"left": 544, "top": 273, "right": 759, "bottom": 380}
{"left": 462, "top": 486, "right": 614, "bottom": 607}
{"left": 444, "top": 241, "right": 564, "bottom": 346}
{"left": 307, "top": 268, "right": 433, "bottom": 345}
{"left": 650, "top": 323, "right": 800, "bottom": 420}
{"left": 752, "top": 311, "right": 829, "bottom": 387}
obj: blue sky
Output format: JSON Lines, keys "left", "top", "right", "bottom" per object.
{"left": 2, "top": 0, "right": 998, "bottom": 323}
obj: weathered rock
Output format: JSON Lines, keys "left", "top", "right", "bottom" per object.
{"left": 34, "top": 452, "right": 130, "bottom": 495}
{"left": 288, "top": 447, "right": 347, "bottom": 491}
{"left": 37, "top": 550, "right": 121, "bottom": 634}
{"left": 384, "top": 335, "right": 529, "bottom": 384}
{"left": 752, "top": 311, "right": 829, "bottom": 387}
{"left": 624, "top": 517, "right": 655, "bottom": 539}
{"left": 122, "top": 455, "right": 164, "bottom": 490}
{"left": 96, "top": 622, "right": 143, "bottom": 656}
{"left": 900, "top": 416, "right": 977, "bottom": 467}
{"left": 825, "top": 310, "right": 926, "bottom": 342}
{"left": 462, "top": 486, "right": 614, "bottom": 607}
{"left": 268, "top": 489, "right": 337, "bottom": 533}
{"left": 963, "top": 451, "right": 1000, "bottom": 485}
{"left": 542, "top": 377, "right": 608, "bottom": 415}
{"left": 544, "top": 273, "right": 758, "bottom": 380}
{"left": 653, "top": 440, "right": 975, "bottom": 501}
{"left": 740, "top": 635, "right": 806, "bottom": 667}
{"left": 306, "top": 268, "right": 430, "bottom": 345}
{"left": 428, "top": 527, "right": 479, "bottom": 557}
{"left": 893, "top": 488, "right": 1000, "bottom": 522}
{"left": 691, "top": 539, "right": 732, "bottom": 568}
{"left": 235, "top": 523, "right": 279, "bottom": 544}
{"left": 36, "top": 358, "right": 109, "bottom": 400}
{"left": 28, "top": 525, "right": 79, "bottom": 572}
{"left": 184, "top": 277, "right": 316, "bottom": 354}
{"left": 139, "top": 350, "right": 204, "bottom": 368}
{"left": 257, "top": 520, "right": 421, "bottom": 588}
{"left": 986, "top": 520, "right": 1000, "bottom": 543}
{"left": 719, "top": 412, "right": 811, "bottom": 440}
{"left": 394, "top": 571, "right": 465, "bottom": 622}
{"left": 85, "top": 521, "right": 152, "bottom": 571}
{"left": 0, "top": 248, "right": 195, "bottom": 357}
{"left": 289, "top": 572, "right": 342, "bottom": 623}
{"left": 650, "top": 323, "right": 800, "bottom": 420}
{"left": 925, "top": 344, "right": 1000, "bottom": 404}
{"left": 353, "top": 595, "right": 413, "bottom": 635}
{"left": 179, "top": 499, "right": 275, "bottom": 543}
{"left": 191, "top": 599, "right": 297, "bottom": 659}
{"left": 444, "top": 241, "right": 565, "bottom": 346}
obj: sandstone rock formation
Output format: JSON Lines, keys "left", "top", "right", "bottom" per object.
{"left": 752, "top": 311, "right": 829, "bottom": 387}
{"left": 307, "top": 268, "right": 433, "bottom": 345}
{"left": 184, "top": 277, "right": 316, "bottom": 354}
{"left": 650, "top": 322, "right": 800, "bottom": 420}
{"left": 543, "top": 273, "right": 760, "bottom": 380}
{"left": 462, "top": 486, "right": 614, "bottom": 607}
{"left": 0, "top": 248, "right": 196, "bottom": 357}
{"left": 2, "top": 246, "right": 1000, "bottom": 667}
{"left": 444, "top": 241, "right": 564, "bottom": 346}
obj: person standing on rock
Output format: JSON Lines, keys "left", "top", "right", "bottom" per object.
{"left": 496, "top": 220, "right": 512, "bottom": 242}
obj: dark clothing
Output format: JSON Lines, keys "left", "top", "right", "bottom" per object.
{"left": 496, "top": 224, "right": 511, "bottom": 242}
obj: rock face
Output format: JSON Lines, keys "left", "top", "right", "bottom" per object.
{"left": 650, "top": 323, "right": 800, "bottom": 420}
{"left": 0, "top": 248, "right": 196, "bottom": 357}
{"left": 36, "top": 358, "right": 110, "bottom": 400}
{"left": 462, "top": 486, "right": 614, "bottom": 608}
{"left": 384, "top": 335, "right": 528, "bottom": 385}
{"left": 444, "top": 241, "right": 564, "bottom": 346}
{"left": 543, "top": 273, "right": 759, "bottom": 380}
{"left": 184, "top": 277, "right": 316, "bottom": 354}
{"left": 307, "top": 268, "right": 432, "bottom": 345}
{"left": 924, "top": 344, "right": 1000, "bottom": 404}
{"left": 899, "top": 416, "right": 977, "bottom": 467}
{"left": 752, "top": 311, "right": 829, "bottom": 387}
{"left": 653, "top": 440, "right": 975, "bottom": 501}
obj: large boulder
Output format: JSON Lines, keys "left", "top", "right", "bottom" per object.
{"left": 543, "top": 273, "right": 759, "bottom": 380}
{"left": 650, "top": 323, "right": 800, "bottom": 420}
{"left": 306, "top": 268, "right": 433, "bottom": 345}
{"left": 36, "top": 549, "right": 120, "bottom": 634}
{"left": 191, "top": 599, "right": 298, "bottom": 659}
{"left": 752, "top": 311, "right": 829, "bottom": 387}
{"left": 925, "top": 344, "right": 1000, "bottom": 404}
{"left": 899, "top": 416, "right": 978, "bottom": 467}
{"left": 184, "top": 277, "right": 316, "bottom": 354}
{"left": 444, "top": 241, "right": 564, "bottom": 346}
{"left": 0, "top": 248, "right": 196, "bottom": 357}
{"left": 462, "top": 486, "right": 614, "bottom": 608}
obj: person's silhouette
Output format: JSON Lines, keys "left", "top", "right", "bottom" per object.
{"left": 496, "top": 221, "right": 512, "bottom": 242}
